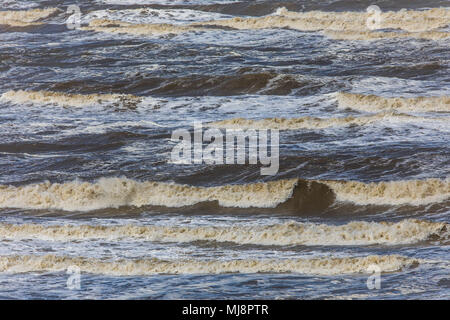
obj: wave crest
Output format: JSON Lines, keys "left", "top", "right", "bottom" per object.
{"left": 324, "top": 178, "right": 450, "bottom": 206}
{"left": 81, "top": 18, "right": 201, "bottom": 35}
{"left": 76, "top": 8, "right": 449, "bottom": 37}
{"left": 0, "top": 178, "right": 300, "bottom": 211}
{"left": 194, "top": 8, "right": 449, "bottom": 32}
{"left": 0, "top": 254, "right": 418, "bottom": 275}
{"left": 207, "top": 112, "right": 424, "bottom": 130}
{"left": 337, "top": 92, "right": 450, "bottom": 113}
{"left": 0, "top": 8, "right": 60, "bottom": 27}
{"left": 0, "top": 219, "right": 446, "bottom": 245}
{"left": 0, "top": 177, "right": 448, "bottom": 212}
{"left": 325, "top": 30, "right": 450, "bottom": 41}
{"left": 0, "top": 90, "right": 141, "bottom": 108}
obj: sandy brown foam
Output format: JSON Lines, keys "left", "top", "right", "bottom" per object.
{"left": 0, "top": 178, "right": 299, "bottom": 211}
{"left": 0, "top": 177, "right": 448, "bottom": 212}
{"left": 81, "top": 19, "right": 202, "bottom": 36}
{"left": 0, "top": 254, "right": 418, "bottom": 275}
{"left": 337, "top": 92, "right": 450, "bottom": 113}
{"left": 77, "top": 8, "right": 449, "bottom": 37}
{"left": 324, "top": 179, "right": 450, "bottom": 206}
{"left": 208, "top": 112, "right": 419, "bottom": 130}
{"left": 0, "top": 219, "right": 446, "bottom": 246}
{"left": 0, "top": 8, "right": 60, "bottom": 27}
{"left": 193, "top": 8, "right": 450, "bottom": 33}
{"left": 0, "top": 90, "right": 141, "bottom": 108}
{"left": 325, "top": 30, "right": 450, "bottom": 41}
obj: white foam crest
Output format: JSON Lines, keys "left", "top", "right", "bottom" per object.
{"left": 97, "top": 0, "right": 240, "bottom": 4}
{"left": 83, "top": 8, "right": 232, "bottom": 25}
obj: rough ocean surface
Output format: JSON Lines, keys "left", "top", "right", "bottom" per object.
{"left": 0, "top": 0, "right": 449, "bottom": 299}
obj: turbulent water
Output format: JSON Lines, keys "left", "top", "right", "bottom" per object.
{"left": 0, "top": 0, "right": 449, "bottom": 300}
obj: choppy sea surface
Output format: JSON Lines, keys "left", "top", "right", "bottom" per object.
{"left": 0, "top": 0, "right": 449, "bottom": 299}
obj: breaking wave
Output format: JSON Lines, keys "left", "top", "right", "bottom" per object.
{"left": 0, "top": 8, "right": 60, "bottom": 27}
{"left": 0, "top": 254, "right": 418, "bottom": 275}
{"left": 76, "top": 8, "right": 449, "bottom": 37}
{"left": 0, "top": 90, "right": 141, "bottom": 108}
{"left": 0, "top": 178, "right": 300, "bottom": 211}
{"left": 193, "top": 8, "right": 450, "bottom": 33}
{"left": 0, "top": 177, "right": 448, "bottom": 212}
{"left": 324, "top": 179, "right": 450, "bottom": 206}
{"left": 325, "top": 30, "right": 450, "bottom": 41}
{"left": 0, "top": 219, "right": 447, "bottom": 246}
{"left": 81, "top": 19, "right": 202, "bottom": 36}
{"left": 83, "top": 8, "right": 232, "bottom": 25}
{"left": 337, "top": 92, "right": 450, "bottom": 113}
{"left": 207, "top": 112, "right": 427, "bottom": 130}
